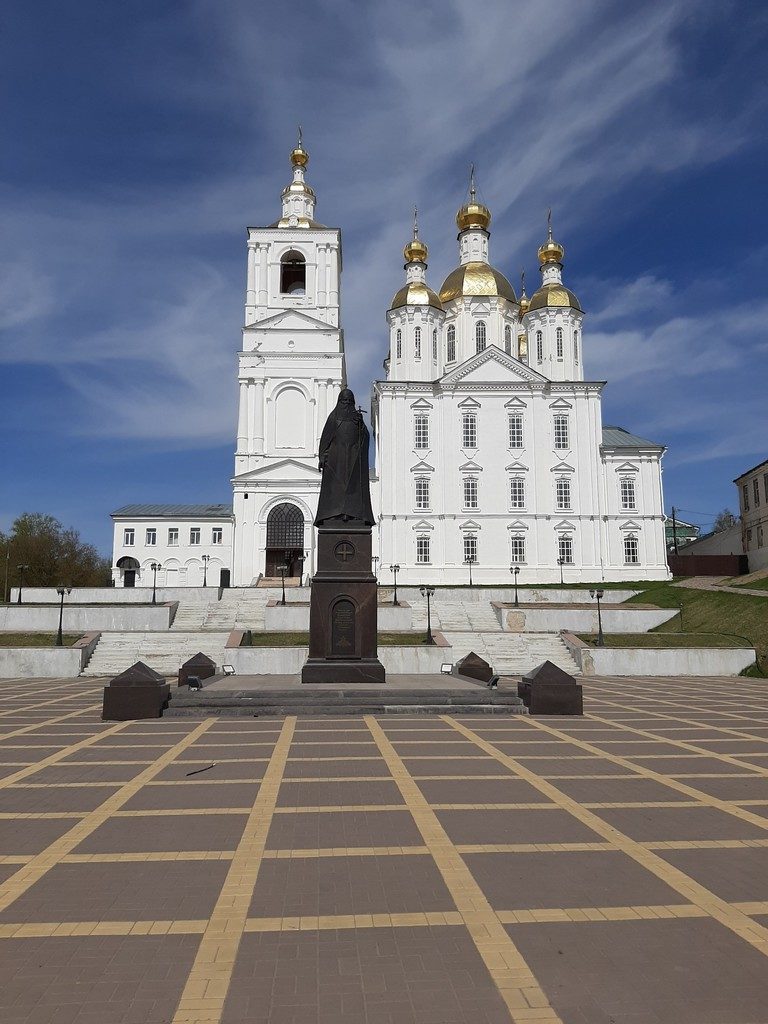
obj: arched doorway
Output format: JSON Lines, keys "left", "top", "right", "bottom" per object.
{"left": 116, "top": 556, "right": 140, "bottom": 588}
{"left": 265, "top": 503, "right": 305, "bottom": 578}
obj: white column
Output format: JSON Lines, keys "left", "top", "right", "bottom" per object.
{"left": 246, "top": 244, "right": 257, "bottom": 307}
{"left": 246, "top": 381, "right": 256, "bottom": 455}
{"left": 255, "top": 380, "right": 266, "bottom": 454}
{"left": 258, "top": 245, "right": 268, "bottom": 306}
{"left": 236, "top": 381, "right": 248, "bottom": 453}
{"left": 317, "top": 245, "right": 327, "bottom": 307}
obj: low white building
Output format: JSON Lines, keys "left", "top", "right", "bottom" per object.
{"left": 735, "top": 459, "right": 768, "bottom": 571}
{"left": 110, "top": 140, "right": 669, "bottom": 586}
{"left": 111, "top": 504, "right": 234, "bottom": 588}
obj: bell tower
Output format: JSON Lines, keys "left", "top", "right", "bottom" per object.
{"left": 232, "top": 132, "right": 346, "bottom": 585}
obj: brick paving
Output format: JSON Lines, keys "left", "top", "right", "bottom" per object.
{"left": 1, "top": 676, "right": 768, "bottom": 1021}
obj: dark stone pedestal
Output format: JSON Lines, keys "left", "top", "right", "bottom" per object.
{"left": 518, "top": 660, "right": 583, "bottom": 716}
{"left": 301, "top": 526, "right": 386, "bottom": 684}
{"left": 102, "top": 661, "right": 171, "bottom": 720}
{"left": 454, "top": 652, "right": 494, "bottom": 683}
{"left": 178, "top": 652, "right": 216, "bottom": 688}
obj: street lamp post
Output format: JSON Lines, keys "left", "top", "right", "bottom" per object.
{"left": 372, "top": 555, "right": 379, "bottom": 583}
{"left": 201, "top": 554, "right": 210, "bottom": 587}
{"left": 298, "top": 550, "right": 308, "bottom": 586}
{"left": 389, "top": 565, "right": 400, "bottom": 606}
{"left": 510, "top": 565, "right": 520, "bottom": 608}
{"left": 464, "top": 556, "right": 475, "bottom": 587}
{"left": 589, "top": 588, "right": 605, "bottom": 647}
{"left": 56, "top": 587, "right": 71, "bottom": 647}
{"left": 151, "top": 565, "right": 162, "bottom": 602}
{"left": 557, "top": 557, "right": 564, "bottom": 586}
{"left": 279, "top": 563, "right": 288, "bottom": 605}
{"left": 420, "top": 585, "right": 435, "bottom": 645}
{"left": 17, "top": 564, "right": 29, "bottom": 604}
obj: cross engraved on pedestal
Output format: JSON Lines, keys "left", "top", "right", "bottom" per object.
{"left": 334, "top": 541, "right": 355, "bottom": 563}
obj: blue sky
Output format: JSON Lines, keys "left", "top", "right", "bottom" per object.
{"left": 2, "top": 0, "right": 767, "bottom": 554}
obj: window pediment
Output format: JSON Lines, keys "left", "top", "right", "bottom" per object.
{"left": 459, "top": 519, "right": 482, "bottom": 531}
{"left": 551, "top": 461, "right": 575, "bottom": 473}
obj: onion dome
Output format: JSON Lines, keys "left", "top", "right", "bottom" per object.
{"left": 390, "top": 282, "right": 443, "bottom": 310}
{"left": 403, "top": 206, "right": 429, "bottom": 264}
{"left": 456, "top": 164, "right": 491, "bottom": 232}
{"left": 537, "top": 209, "right": 565, "bottom": 265}
{"left": 528, "top": 283, "right": 582, "bottom": 312}
{"left": 439, "top": 263, "right": 516, "bottom": 304}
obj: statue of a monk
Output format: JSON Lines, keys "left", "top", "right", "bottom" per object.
{"left": 315, "top": 388, "right": 376, "bottom": 527}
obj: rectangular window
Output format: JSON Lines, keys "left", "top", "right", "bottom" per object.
{"left": 123, "top": 528, "right": 135, "bottom": 546}
{"left": 620, "top": 478, "right": 636, "bottom": 510}
{"left": 462, "top": 412, "right": 477, "bottom": 448}
{"left": 553, "top": 415, "right": 569, "bottom": 449}
{"left": 754, "top": 478, "right": 760, "bottom": 506}
{"left": 508, "top": 413, "right": 523, "bottom": 448}
{"left": 463, "top": 534, "right": 478, "bottom": 563}
{"left": 747, "top": 528, "right": 753, "bottom": 545}
{"left": 414, "top": 415, "right": 429, "bottom": 449}
{"left": 536, "top": 331, "right": 543, "bottom": 363}
{"left": 764, "top": 473, "right": 768, "bottom": 502}
{"left": 168, "top": 528, "right": 179, "bottom": 546}
{"left": 743, "top": 484, "right": 750, "bottom": 512}
{"left": 190, "top": 528, "right": 201, "bottom": 545}
{"left": 463, "top": 476, "right": 478, "bottom": 509}
{"left": 510, "top": 536, "right": 525, "bottom": 563}
{"left": 558, "top": 535, "right": 573, "bottom": 564}
{"left": 415, "top": 477, "right": 430, "bottom": 509}
{"left": 624, "top": 535, "right": 639, "bottom": 564}
{"left": 416, "top": 536, "right": 430, "bottom": 563}
{"left": 212, "top": 527, "right": 223, "bottom": 545}
{"left": 510, "top": 477, "right": 525, "bottom": 509}
{"left": 556, "top": 478, "right": 571, "bottom": 510}
{"left": 146, "top": 528, "right": 156, "bottom": 546}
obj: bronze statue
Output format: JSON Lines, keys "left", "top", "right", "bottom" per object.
{"left": 315, "top": 388, "right": 375, "bottom": 527}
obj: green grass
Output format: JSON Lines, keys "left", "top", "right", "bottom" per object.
{"left": 239, "top": 631, "right": 429, "bottom": 647}
{"left": 576, "top": 632, "right": 745, "bottom": 649}
{"left": 731, "top": 576, "right": 768, "bottom": 591}
{"left": 623, "top": 580, "right": 767, "bottom": 674}
{"left": 0, "top": 633, "right": 81, "bottom": 647}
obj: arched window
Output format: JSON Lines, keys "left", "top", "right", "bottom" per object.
{"left": 280, "top": 250, "right": 306, "bottom": 295}
{"left": 536, "top": 330, "right": 543, "bottom": 362}
{"left": 414, "top": 326, "right": 421, "bottom": 359}
{"left": 624, "top": 534, "right": 639, "bottom": 564}
{"left": 475, "top": 320, "right": 486, "bottom": 353}
{"left": 556, "top": 326, "right": 564, "bottom": 358}
{"left": 447, "top": 324, "right": 456, "bottom": 363}
{"left": 432, "top": 328, "right": 438, "bottom": 360}
{"left": 573, "top": 330, "right": 579, "bottom": 362}
{"left": 396, "top": 329, "right": 402, "bottom": 359}
{"left": 504, "top": 324, "right": 512, "bottom": 355}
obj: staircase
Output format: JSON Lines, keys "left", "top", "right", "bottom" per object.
{"left": 82, "top": 631, "right": 231, "bottom": 677}
{"left": 441, "top": 631, "right": 579, "bottom": 676}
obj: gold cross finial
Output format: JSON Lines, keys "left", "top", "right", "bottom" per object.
{"left": 297, "top": 125, "right": 303, "bottom": 148}
{"left": 547, "top": 207, "right": 553, "bottom": 240}
{"left": 469, "top": 163, "right": 476, "bottom": 200}
{"left": 413, "top": 205, "right": 419, "bottom": 239}
{"left": 520, "top": 268, "right": 526, "bottom": 294}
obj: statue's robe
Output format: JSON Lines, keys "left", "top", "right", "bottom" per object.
{"left": 315, "top": 405, "right": 375, "bottom": 527}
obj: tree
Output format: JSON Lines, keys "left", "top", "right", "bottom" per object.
{"left": 1, "top": 513, "right": 111, "bottom": 598}
{"left": 713, "top": 508, "right": 738, "bottom": 533}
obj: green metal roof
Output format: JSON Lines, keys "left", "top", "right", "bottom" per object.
{"left": 111, "top": 503, "right": 233, "bottom": 519}
{"left": 601, "top": 425, "right": 664, "bottom": 450}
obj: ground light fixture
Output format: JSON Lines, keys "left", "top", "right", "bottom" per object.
{"left": 420, "top": 585, "right": 436, "bottom": 645}
{"left": 510, "top": 564, "right": 520, "bottom": 607}
{"left": 56, "top": 586, "right": 72, "bottom": 647}
{"left": 589, "top": 588, "right": 605, "bottom": 647}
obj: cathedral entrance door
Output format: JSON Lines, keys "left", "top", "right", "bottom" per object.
{"left": 265, "top": 503, "right": 305, "bottom": 578}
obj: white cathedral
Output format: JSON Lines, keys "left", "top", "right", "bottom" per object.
{"left": 111, "top": 138, "right": 670, "bottom": 588}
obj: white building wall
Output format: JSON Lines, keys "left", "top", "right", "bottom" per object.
{"left": 112, "top": 517, "right": 234, "bottom": 588}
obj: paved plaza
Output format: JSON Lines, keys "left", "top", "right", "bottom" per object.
{"left": 2, "top": 676, "right": 768, "bottom": 1022}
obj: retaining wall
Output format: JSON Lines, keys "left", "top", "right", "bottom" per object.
{"left": 389, "top": 587, "right": 639, "bottom": 605}
{"left": 0, "top": 632, "right": 101, "bottom": 678}
{"left": 226, "top": 642, "right": 448, "bottom": 676}
{"left": 494, "top": 605, "right": 676, "bottom": 633}
{"left": 561, "top": 633, "right": 756, "bottom": 676}
{"left": 263, "top": 600, "right": 413, "bottom": 632}
{"left": 0, "top": 604, "right": 173, "bottom": 632}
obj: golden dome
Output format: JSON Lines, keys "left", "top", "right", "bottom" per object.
{"left": 404, "top": 237, "right": 428, "bottom": 264}
{"left": 390, "top": 283, "right": 443, "bottom": 311}
{"left": 457, "top": 201, "right": 491, "bottom": 232}
{"left": 439, "top": 262, "right": 517, "bottom": 304}
{"left": 538, "top": 210, "right": 564, "bottom": 265}
{"left": 528, "top": 283, "right": 582, "bottom": 312}
{"left": 519, "top": 292, "right": 530, "bottom": 316}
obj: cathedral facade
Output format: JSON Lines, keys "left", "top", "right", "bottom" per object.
{"left": 111, "top": 141, "right": 669, "bottom": 587}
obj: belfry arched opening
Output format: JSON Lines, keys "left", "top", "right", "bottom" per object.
{"left": 265, "top": 503, "right": 305, "bottom": 578}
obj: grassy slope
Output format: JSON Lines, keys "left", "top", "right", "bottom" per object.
{"left": 622, "top": 580, "right": 767, "bottom": 673}
{"left": 576, "top": 632, "right": 744, "bottom": 649}
{"left": 0, "top": 633, "right": 81, "bottom": 647}
{"left": 731, "top": 576, "right": 768, "bottom": 591}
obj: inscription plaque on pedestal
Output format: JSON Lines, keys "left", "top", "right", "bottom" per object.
{"left": 301, "top": 388, "right": 386, "bottom": 685}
